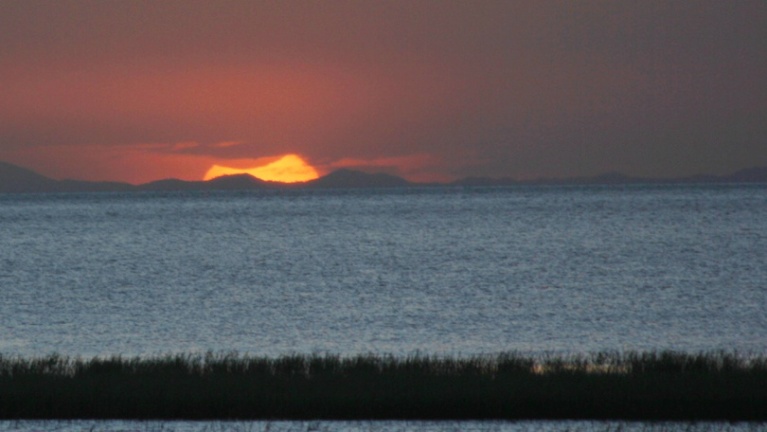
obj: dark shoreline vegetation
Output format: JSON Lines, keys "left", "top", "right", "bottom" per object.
{"left": 1, "top": 351, "right": 765, "bottom": 421}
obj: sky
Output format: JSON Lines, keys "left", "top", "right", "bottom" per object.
{"left": 1, "top": 0, "right": 765, "bottom": 184}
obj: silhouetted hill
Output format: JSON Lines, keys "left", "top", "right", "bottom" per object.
{"left": 727, "top": 166, "right": 767, "bottom": 182}
{"left": 2, "top": 160, "right": 767, "bottom": 194}
{"left": 140, "top": 174, "right": 278, "bottom": 191}
{"left": 0, "top": 162, "right": 137, "bottom": 193}
{"left": 460, "top": 168, "right": 767, "bottom": 186}
{"left": 0, "top": 161, "right": 59, "bottom": 193}
{"left": 205, "top": 173, "right": 275, "bottom": 189}
{"left": 307, "top": 169, "right": 411, "bottom": 188}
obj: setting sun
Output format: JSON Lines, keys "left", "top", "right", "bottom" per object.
{"left": 203, "top": 154, "right": 320, "bottom": 183}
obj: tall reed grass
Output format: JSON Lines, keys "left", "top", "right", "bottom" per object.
{"left": 0, "top": 351, "right": 764, "bottom": 420}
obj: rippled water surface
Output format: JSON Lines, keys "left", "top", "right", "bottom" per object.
{"left": 1, "top": 185, "right": 766, "bottom": 357}
{"left": 1, "top": 420, "right": 765, "bottom": 432}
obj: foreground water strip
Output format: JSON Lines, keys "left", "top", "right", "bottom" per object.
{"left": 2, "top": 420, "right": 766, "bottom": 432}
{"left": 1, "top": 352, "right": 765, "bottom": 420}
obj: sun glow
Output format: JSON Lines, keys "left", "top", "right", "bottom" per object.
{"left": 203, "top": 154, "right": 319, "bottom": 183}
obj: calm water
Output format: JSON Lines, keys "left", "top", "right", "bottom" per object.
{"left": 0, "top": 420, "right": 764, "bottom": 432}
{"left": 2, "top": 185, "right": 767, "bottom": 431}
{"left": 1, "top": 184, "right": 766, "bottom": 358}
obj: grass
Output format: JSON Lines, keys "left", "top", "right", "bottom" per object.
{"left": 0, "top": 351, "right": 765, "bottom": 420}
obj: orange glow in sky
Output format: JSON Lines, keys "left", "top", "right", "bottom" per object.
{"left": 1, "top": 3, "right": 764, "bottom": 183}
{"left": 203, "top": 154, "right": 320, "bottom": 183}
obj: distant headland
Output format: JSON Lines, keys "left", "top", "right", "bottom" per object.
{"left": 1, "top": 160, "right": 766, "bottom": 194}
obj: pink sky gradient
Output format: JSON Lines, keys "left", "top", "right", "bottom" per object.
{"left": 1, "top": 1, "right": 765, "bottom": 183}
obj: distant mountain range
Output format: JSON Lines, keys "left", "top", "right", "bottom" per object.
{"left": 1, "top": 160, "right": 766, "bottom": 194}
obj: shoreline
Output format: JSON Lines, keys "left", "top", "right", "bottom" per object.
{"left": 1, "top": 351, "right": 765, "bottom": 421}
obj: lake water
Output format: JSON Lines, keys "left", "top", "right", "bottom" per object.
{"left": 2, "top": 185, "right": 767, "bottom": 431}
{"left": 0, "top": 420, "right": 765, "bottom": 432}
{"left": 1, "top": 184, "right": 766, "bottom": 358}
